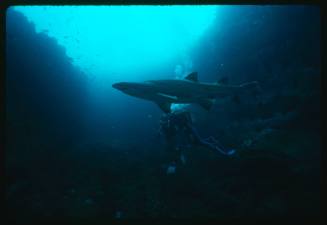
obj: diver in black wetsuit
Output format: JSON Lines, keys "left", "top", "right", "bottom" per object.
{"left": 159, "top": 110, "right": 235, "bottom": 174}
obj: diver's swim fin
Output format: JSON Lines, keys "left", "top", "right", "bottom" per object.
{"left": 215, "top": 146, "right": 236, "bottom": 156}
{"left": 226, "top": 149, "right": 236, "bottom": 155}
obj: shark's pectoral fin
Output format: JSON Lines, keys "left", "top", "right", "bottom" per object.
{"left": 184, "top": 72, "right": 198, "bottom": 82}
{"left": 198, "top": 98, "right": 215, "bottom": 111}
{"left": 155, "top": 101, "right": 171, "bottom": 113}
{"left": 217, "top": 76, "right": 229, "bottom": 85}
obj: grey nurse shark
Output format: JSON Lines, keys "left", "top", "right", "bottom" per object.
{"left": 112, "top": 72, "right": 259, "bottom": 113}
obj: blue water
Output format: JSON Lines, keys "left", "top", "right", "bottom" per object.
{"left": 5, "top": 5, "right": 321, "bottom": 222}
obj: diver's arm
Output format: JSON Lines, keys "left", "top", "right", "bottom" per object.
{"left": 187, "top": 125, "right": 235, "bottom": 156}
{"left": 201, "top": 136, "right": 236, "bottom": 156}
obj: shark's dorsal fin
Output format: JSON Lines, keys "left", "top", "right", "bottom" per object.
{"left": 184, "top": 72, "right": 198, "bottom": 82}
{"left": 156, "top": 101, "right": 171, "bottom": 113}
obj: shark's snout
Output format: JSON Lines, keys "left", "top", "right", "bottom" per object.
{"left": 112, "top": 82, "right": 128, "bottom": 91}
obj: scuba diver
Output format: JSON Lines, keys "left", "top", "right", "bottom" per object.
{"left": 159, "top": 110, "right": 235, "bottom": 174}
